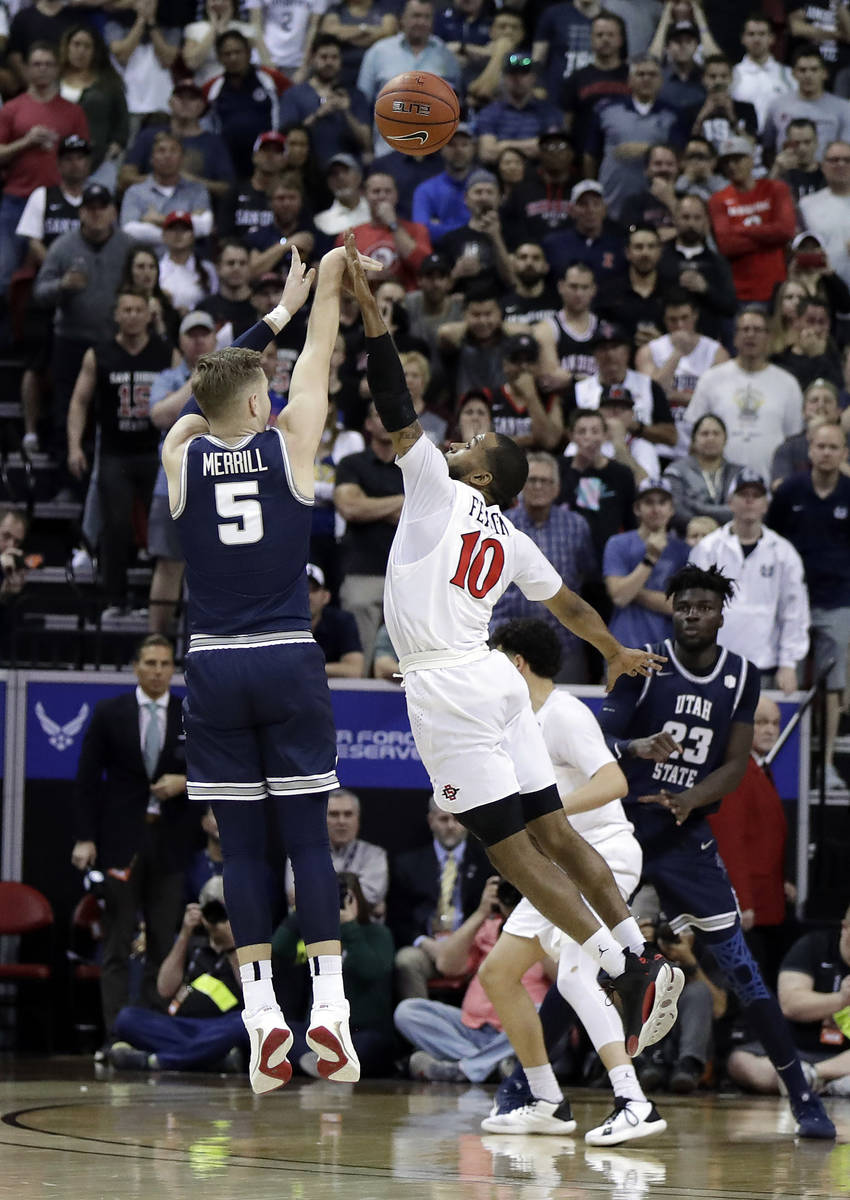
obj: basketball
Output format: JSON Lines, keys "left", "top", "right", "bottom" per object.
{"left": 374, "top": 72, "right": 460, "bottom": 157}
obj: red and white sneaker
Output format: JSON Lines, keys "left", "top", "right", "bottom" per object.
{"left": 306, "top": 1001, "right": 360, "bottom": 1082}
{"left": 610, "top": 947, "right": 685, "bottom": 1058}
{"left": 242, "top": 1006, "right": 293, "bottom": 1094}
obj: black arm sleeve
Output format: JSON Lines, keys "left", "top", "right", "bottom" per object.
{"left": 178, "top": 319, "right": 278, "bottom": 419}
{"left": 366, "top": 332, "right": 417, "bottom": 432}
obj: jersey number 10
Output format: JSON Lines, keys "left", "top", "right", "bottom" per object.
{"left": 449, "top": 531, "right": 505, "bottom": 598}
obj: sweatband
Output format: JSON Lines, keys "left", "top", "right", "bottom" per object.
{"left": 366, "top": 332, "right": 417, "bottom": 432}
{"left": 264, "top": 304, "right": 291, "bottom": 330}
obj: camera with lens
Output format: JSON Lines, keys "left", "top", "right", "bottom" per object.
{"left": 83, "top": 868, "right": 106, "bottom": 902}
{"left": 338, "top": 878, "right": 352, "bottom": 909}
{"left": 656, "top": 922, "right": 680, "bottom": 945}
{"left": 200, "top": 899, "right": 228, "bottom": 925}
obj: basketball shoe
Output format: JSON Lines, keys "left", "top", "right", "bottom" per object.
{"left": 242, "top": 1006, "right": 293, "bottom": 1094}
{"left": 306, "top": 1000, "right": 360, "bottom": 1082}
{"left": 481, "top": 1097, "right": 576, "bottom": 1135}
{"left": 608, "top": 946, "right": 684, "bottom": 1057}
{"left": 584, "top": 1097, "right": 667, "bottom": 1146}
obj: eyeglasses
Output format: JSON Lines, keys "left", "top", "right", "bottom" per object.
{"left": 506, "top": 53, "right": 534, "bottom": 69}
{"left": 526, "top": 476, "right": 558, "bottom": 486}
{"left": 825, "top": 156, "right": 850, "bottom": 164}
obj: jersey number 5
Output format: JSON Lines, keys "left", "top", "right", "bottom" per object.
{"left": 215, "top": 481, "right": 264, "bottom": 545}
{"left": 449, "top": 531, "right": 505, "bottom": 598}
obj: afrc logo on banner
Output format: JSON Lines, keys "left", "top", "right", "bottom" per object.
{"left": 34, "top": 702, "right": 89, "bottom": 751}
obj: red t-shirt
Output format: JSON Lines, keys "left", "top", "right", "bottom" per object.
{"left": 335, "top": 219, "right": 432, "bottom": 291}
{"left": 0, "top": 92, "right": 89, "bottom": 197}
{"left": 708, "top": 178, "right": 796, "bottom": 303}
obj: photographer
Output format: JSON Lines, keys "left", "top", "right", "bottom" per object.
{"left": 107, "top": 876, "right": 249, "bottom": 1072}
{"left": 394, "top": 876, "right": 551, "bottom": 1084}
{"left": 634, "top": 889, "right": 728, "bottom": 1094}
{"left": 272, "top": 872, "right": 395, "bottom": 1078}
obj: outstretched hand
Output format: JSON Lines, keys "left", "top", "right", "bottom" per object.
{"left": 605, "top": 645, "right": 667, "bottom": 693}
{"left": 343, "top": 229, "right": 381, "bottom": 306}
{"left": 638, "top": 789, "right": 698, "bottom": 826}
{"left": 279, "top": 245, "right": 317, "bottom": 316}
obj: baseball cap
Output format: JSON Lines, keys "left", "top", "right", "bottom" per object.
{"left": 163, "top": 210, "right": 194, "bottom": 229}
{"left": 251, "top": 272, "right": 285, "bottom": 293}
{"left": 637, "top": 476, "right": 673, "bottom": 498}
{"left": 173, "top": 78, "right": 205, "bottom": 98}
{"left": 179, "top": 310, "right": 215, "bottom": 336}
{"left": 717, "top": 135, "right": 755, "bottom": 161}
{"left": 419, "top": 252, "right": 450, "bottom": 275}
{"left": 570, "top": 179, "right": 604, "bottom": 204}
{"left": 458, "top": 386, "right": 493, "bottom": 408}
{"left": 504, "top": 50, "right": 535, "bottom": 73}
{"left": 253, "top": 130, "right": 286, "bottom": 153}
{"left": 198, "top": 874, "right": 225, "bottom": 908}
{"left": 504, "top": 333, "right": 539, "bottom": 362}
{"left": 327, "top": 152, "right": 362, "bottom": 172}
{"left": 306, "top": 562, "right": 326, "bottom": 587}
{"left": 791, "top": 231, "right": 825, "bottom": 252}
{"left": 539, "top": 126, "right": 570, "bottom": 145}
{"left": 599, "top": 382, "right": 634, "bottom": 407}
{"left": 729, "top": 467, "right": 767, "bottom": 495}
{"left": 451, "top": 121, "right": 474, "bottom": 138}
{"left": 81, "top": 183, "right": 113, "bottom": 206}
{"left": 593, "top": 321, "right": 631, "bottom": 349}
{"left": 666, "top": 20, "right": 700, "bottom": 40}
{"left": 465, "top": 167, "right": 498, "bottom": 192}
{"left": 59, "top": 134, "right": 91, "bottom": 156}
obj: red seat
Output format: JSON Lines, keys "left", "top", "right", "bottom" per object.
{"left": 0, "top": 882, "right": 54, "bottom": 1049}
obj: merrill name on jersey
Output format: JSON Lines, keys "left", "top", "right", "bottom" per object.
{"left": 202, "top": 449, "right": 269, "bottom": 476}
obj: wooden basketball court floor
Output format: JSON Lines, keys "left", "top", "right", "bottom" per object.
{"left": 2, "top": 1060, "right": 850, "bottom": 1200}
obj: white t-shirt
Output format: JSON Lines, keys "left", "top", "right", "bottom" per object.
{"left": 799, "top": 188, "right": 850, "bottom": 289}
{"left": 242, "top": 0, "right": 327, "bottom": 71}
{"left": 684, "top": 359, "right": 803, "bottom": 480}
{"left": 106, "top": 23, "right": 182, "bottom": 115}
{"left": 384, "top": 436, "right": 561, "bottom": 661}
{"left": 536, "top": 688, "right": 633, "bottom": 844}
{"left": 648, "top": 332, "right": 721, "bottom": 457}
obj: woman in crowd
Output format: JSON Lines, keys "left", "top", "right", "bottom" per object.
{"left": 446, "top": 388, "right": 494, "bottom": 447}
{"left": 272, "top": 872, "right": 395, "bottom": 1078}
{"left": 662, "top": 413, "right": 741, "bottom": 531}
{"left": 120, "top": 247, "right": 181, "bottom": 346}
{"left": 768, "top": 279, "right": 808, "bottom": 358}
{"left": 786, "top": 232, "right": 850, "bottom": 346}
{"left": 320, "top": 0, "right": 398, "bottom": 88}
{"left": 58, "top": 26, "right": 129, "bottom": 173}
{"left": 400, "top": 350, "right": 447, "bottom": 445}
{"left": 280, "top": 123, "right": 332, "bottom": 213}
{"left": 495, "top": 147, "right": 529, "bottom": 207}
{"left": 183, "top": 0, "right": 271, "bottom": 85}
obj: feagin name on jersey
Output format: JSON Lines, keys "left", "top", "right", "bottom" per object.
{"left": 468, "top": 494, "right": 509, "bottom": 535}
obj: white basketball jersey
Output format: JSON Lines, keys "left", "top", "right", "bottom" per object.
{"left": 384, "top": 436, "right": 562, "bottom": 661}
{"left": 648, "top": 334, "right": 720, "bottom": 457}
{"left": 536, "top": 689, "right": 633, "bottom": 845}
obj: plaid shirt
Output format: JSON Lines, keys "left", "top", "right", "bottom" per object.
{"left": 492, "top": 500, "right": 597, "bottom": 655}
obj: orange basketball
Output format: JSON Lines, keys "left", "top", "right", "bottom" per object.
{"left": 374, "top": 71, "right": 460, "bottom": 157}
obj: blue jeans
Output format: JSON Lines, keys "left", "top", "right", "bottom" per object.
{"left": 113, "top": 1005, "right": 248, "bottom": 1069}
{"left": 0, "top": 192, "right": 27, "bottom": 299}
{"left": 394, "top": 997, "right": 512, "bottom": 1083}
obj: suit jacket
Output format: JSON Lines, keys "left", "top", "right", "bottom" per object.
{"left": 387, "top": 837, "right": 491, "bottom": 950}
{"left": 74, "top": 691, "right": 197, "bottom": 872}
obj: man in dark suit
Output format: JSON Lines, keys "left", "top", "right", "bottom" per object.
{"left": 71, "top": 635, "right": 197, "bottom": 1037}
{"left": 388, "top": 799, "right": 491, "bottom": 999}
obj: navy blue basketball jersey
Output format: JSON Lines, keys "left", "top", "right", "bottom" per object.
{"left": 173, "top": 427, "right": 312, "bottom": 636}
{"left": 598, "top": 639, "right": 760, "bottom": 839}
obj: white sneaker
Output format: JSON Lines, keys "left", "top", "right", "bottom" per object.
{"left": 825, "top": 764, "right": 847, "bottom": 793}
{"left": 822, "top": 1073, "right": 850, "bottom": 1098}
{"left": 481, "top": 1097, "right": 576, "bottom": 1135}
{"left": 306, "top": 1001, "right": 360, "bottom": 1082}
{"left": 777, "top": 1058, "right": 821, "bottom": 1095}
{"left": 21, "top": 432, "right": 39, "bottom": 456}
{"left": 584, "top": 1097, "right": 667, "bottom": 1146}
{"left": 241, "top": 1006, "right": 293, "bottom": 1094}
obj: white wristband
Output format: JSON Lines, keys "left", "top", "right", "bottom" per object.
{"left": 265, "top": 304, "right": 291, "bottom": 330}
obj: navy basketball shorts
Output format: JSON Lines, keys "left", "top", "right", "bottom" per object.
{"left": 183, "top": 640, "right": 339, "bottom": 803}
{"left": 638, "top": 819, "right": 741, "bottom": 943}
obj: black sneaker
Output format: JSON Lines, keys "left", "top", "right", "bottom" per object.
{"left": 610, "top": 946, "right": 685, "bottom": 1057}
{"left": 670, "top": 1056, "right": 702, "bottom": 1094}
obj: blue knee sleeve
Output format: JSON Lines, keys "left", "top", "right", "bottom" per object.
{"left": 709, "top": 926, "right": 771, "bottom": 1005}
{"left": 272, "top": 792, "right": 340, "bottom": 946}
{"left": 212, "top": 800, "right": 272, "bottom": 948}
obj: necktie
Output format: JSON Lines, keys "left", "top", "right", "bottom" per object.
{"left": 436, "top": 853, "right": 459, "bottom": 932}
{"left": 143, "top": 701, "right": 161, "bottom": 779}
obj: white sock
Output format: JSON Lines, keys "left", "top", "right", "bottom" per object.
{"left": 525, "top": 1063, "right": 563, "bottom": 1105}
{"left": 581, "top": 928, "right": 626, "bottom": 978}
{"left": 612, "top": 916, "right": 645, "bottom": 956}
{"left": 239, "top": 960, "right": 277, "bottom": 1014}
{"left": 309, "top": 954, "right": 345, "bottom": 1006}
{"left": 609, "top": 1062, "right": 647, "bottom": 1104}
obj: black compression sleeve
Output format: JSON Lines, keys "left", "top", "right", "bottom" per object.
{"left": 366, "top": 332, "right": 417, "bottom": 432}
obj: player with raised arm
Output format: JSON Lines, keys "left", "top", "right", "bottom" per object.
{"left": 598, "top": 562, "right": 836, "bottom": 1139}
{"left": 479, "top": 618, "right": 667, "bottom": 1146}
{"left": 161, "top": 244, "right": 382, "bottom": 1095}
{"left": 343, "top": 231, "right": 684, "bottom": 1060}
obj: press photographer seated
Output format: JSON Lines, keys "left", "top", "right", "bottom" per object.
{"left": 106, "top": 876, "right": 249, "bottom": 1073}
